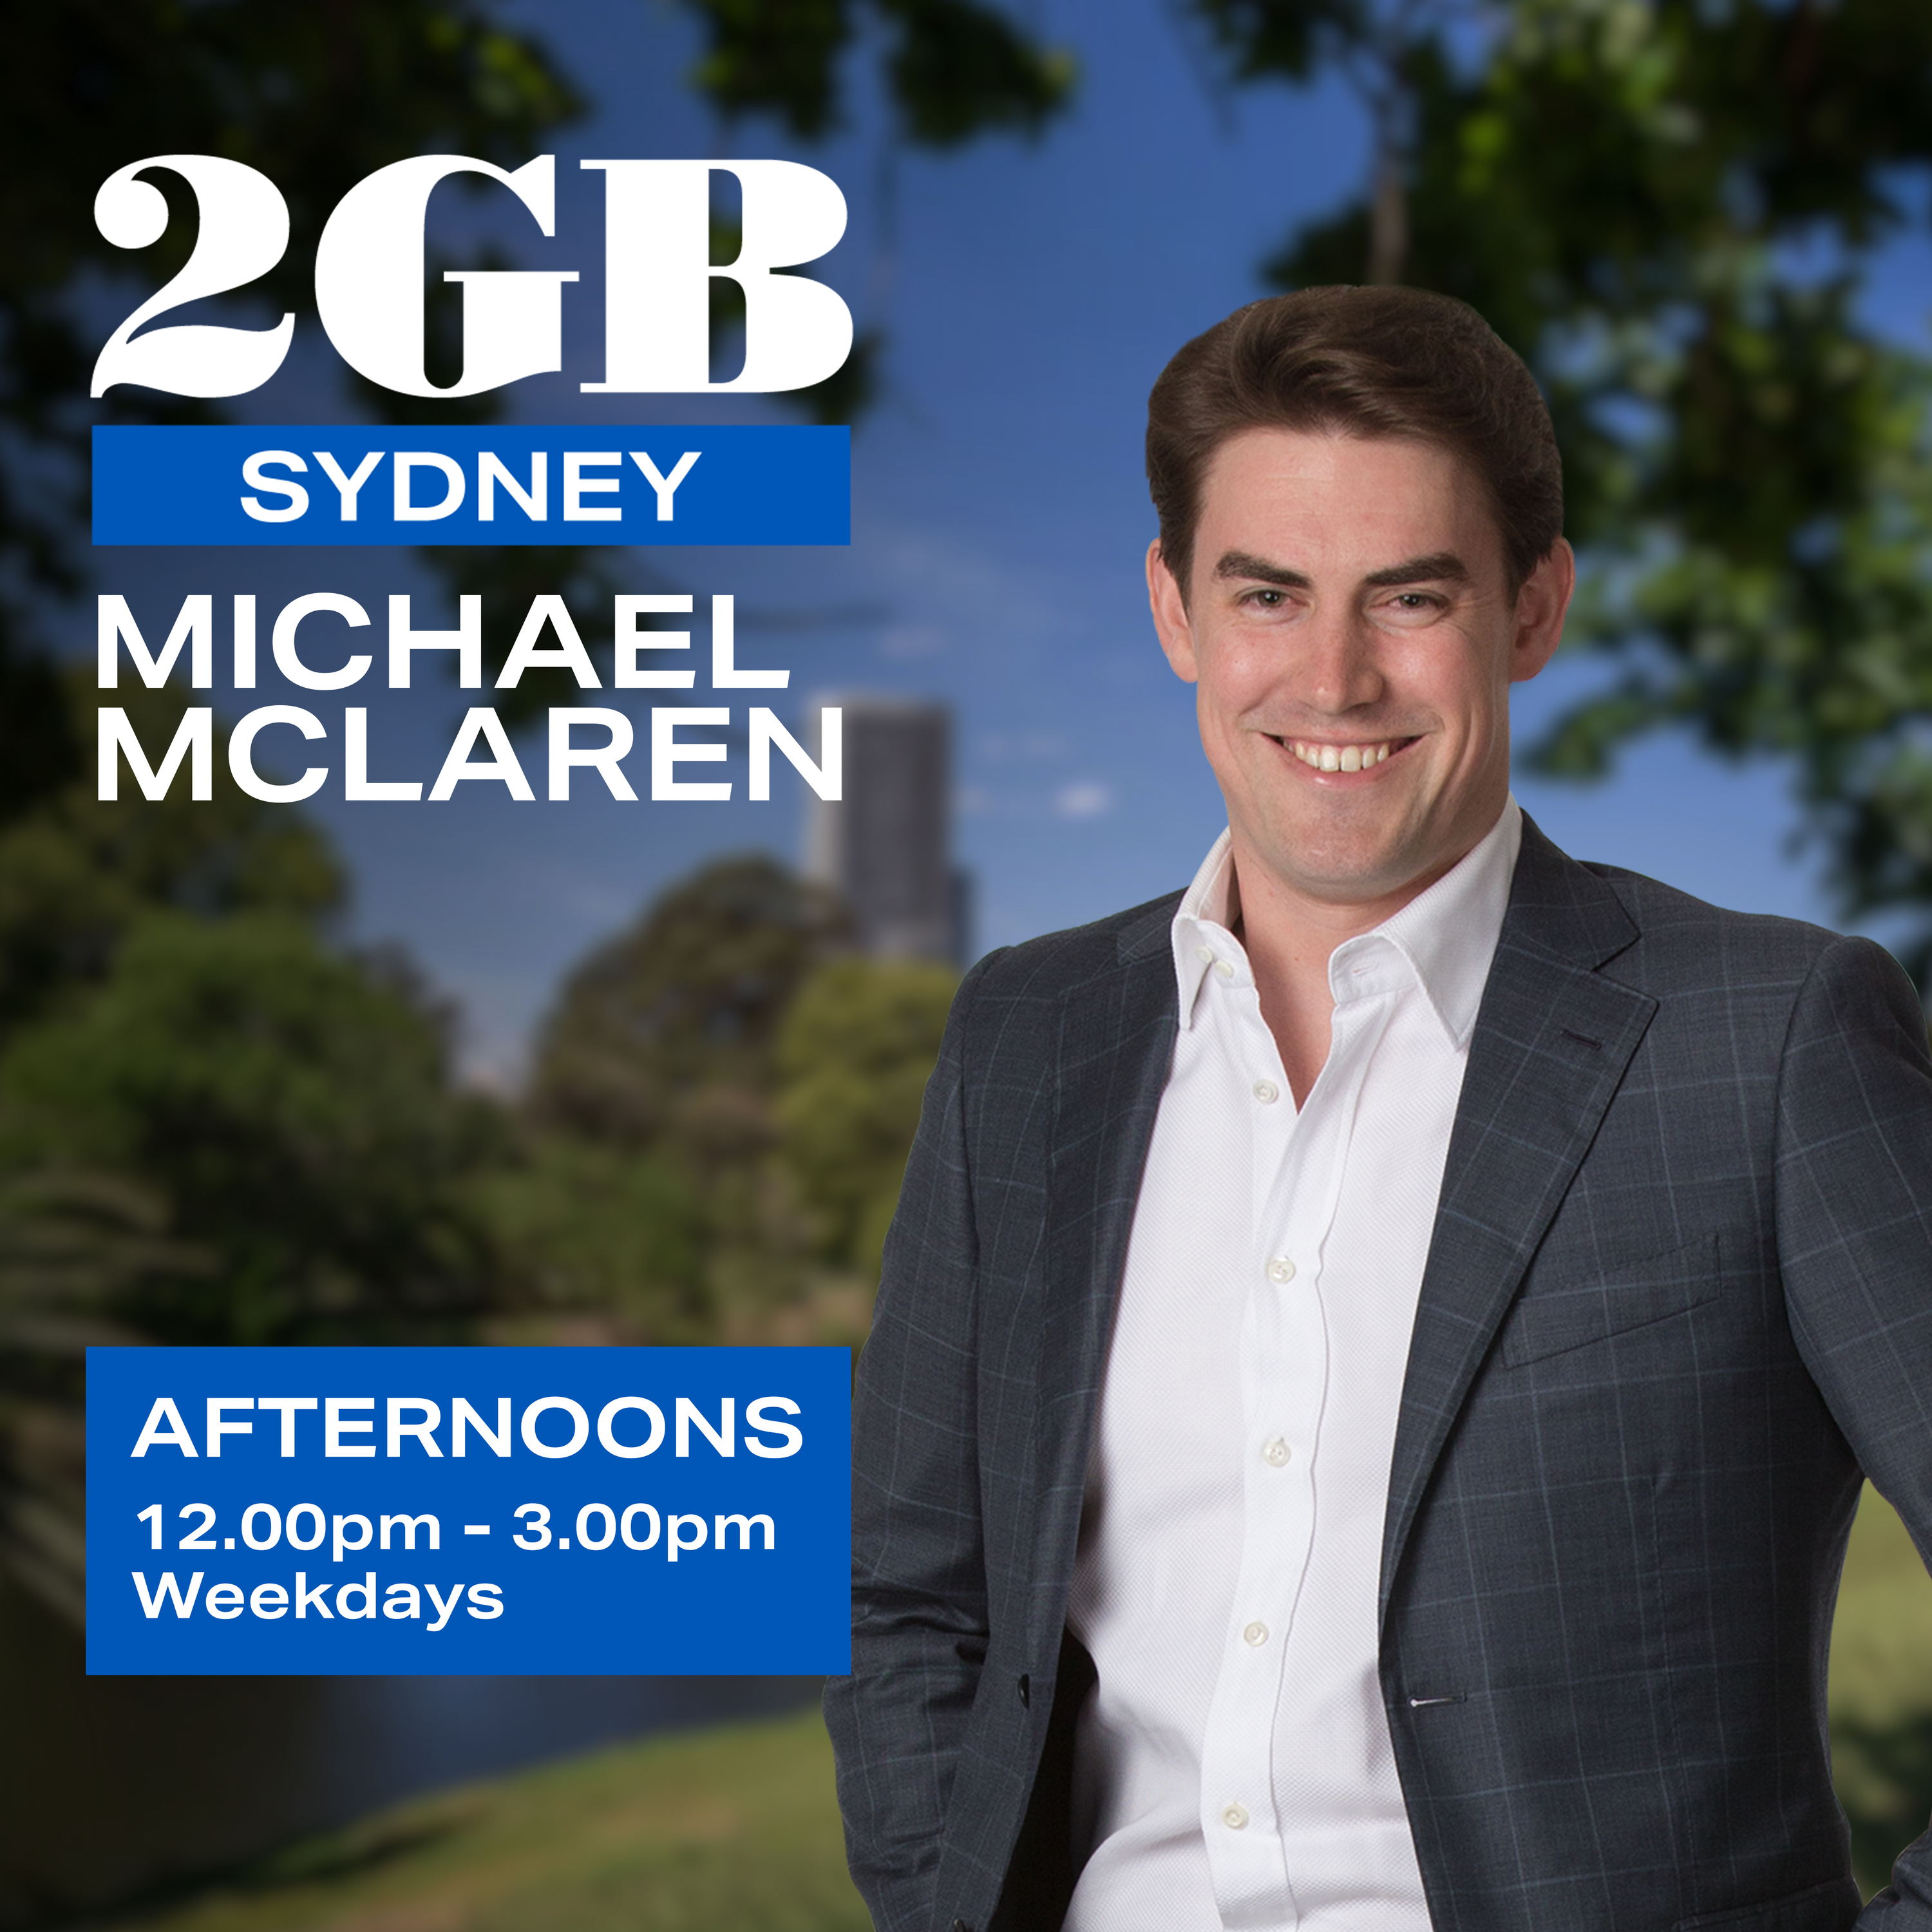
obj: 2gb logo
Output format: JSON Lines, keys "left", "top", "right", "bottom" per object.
{"left": 92, "top": 154, "right": 852, "bottom": 401}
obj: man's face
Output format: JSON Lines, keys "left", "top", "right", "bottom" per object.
{"left": 1149, "top": 427, "right": 1573, "bottom": 919}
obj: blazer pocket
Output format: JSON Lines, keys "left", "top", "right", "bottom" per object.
{"left": 1502, "top": 1233, "right": 1720, "bottom": 1368}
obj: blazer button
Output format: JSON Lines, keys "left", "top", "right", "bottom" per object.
{"left": 952, "top": 1920, "right": 971, "bottom": 1932}
{"left": 1017, "top": 1673, "right": 1030, "bottom": 1707}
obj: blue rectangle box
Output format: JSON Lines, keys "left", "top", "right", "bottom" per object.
{"left": 92, "top": 426, "right": 850, "bottom": 546}
{"left": 86, "top": 1347, "right": 852, "bottom": 1676}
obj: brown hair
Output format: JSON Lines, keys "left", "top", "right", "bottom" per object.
{"left": 1146, "top": 286, "right": 1563, "bottom": 598}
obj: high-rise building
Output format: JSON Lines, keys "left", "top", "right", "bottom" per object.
{"left": 806, "top": 696, "right": 966, "bottom": 963}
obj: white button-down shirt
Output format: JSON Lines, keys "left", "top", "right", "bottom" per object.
{"left": 1063, "top": 800, "right": 1522, "bottom": 1932}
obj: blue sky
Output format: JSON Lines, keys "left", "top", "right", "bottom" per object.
{"left": 84, "top": 0, "right": 1932, "bottom": 1080}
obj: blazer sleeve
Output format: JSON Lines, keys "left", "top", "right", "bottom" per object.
{"left": 1770, "top": 934, "right": 1932, "bottom": 1928}
{"left": 825, "top": 949, "right": 1005, "bottom": 1932}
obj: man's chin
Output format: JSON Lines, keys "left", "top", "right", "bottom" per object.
{"left": 1239, "top": 828, "right": 1443, "bottom": 912}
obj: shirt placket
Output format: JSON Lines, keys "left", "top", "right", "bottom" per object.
{"left": 1198, "top": 948, "right": 1398, "bottom": 1930}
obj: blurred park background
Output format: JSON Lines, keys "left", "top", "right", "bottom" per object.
{"left": 4, "top": 0, "right": 1932, "bottom": 1924}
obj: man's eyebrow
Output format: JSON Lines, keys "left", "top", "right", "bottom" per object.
{"left": 1209, "top": 549, "right": 1476, "bottom": 591}
{"left": 1360, "top": 551, "right": 1472, "bottom": 589}
{"left": 1212, "top": 551, "right": 1312, "bottom": 589}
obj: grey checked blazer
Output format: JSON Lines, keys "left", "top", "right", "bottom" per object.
{"left": 826, "top": 818, "right": 1932, "bottom": 1932}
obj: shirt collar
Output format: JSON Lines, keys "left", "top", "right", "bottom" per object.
{"left": 1171, "top": 830, "right": 1240, "bottom": 1025}
{"left": 1169, "top": 798, "right": 1522, "bottom": 1049}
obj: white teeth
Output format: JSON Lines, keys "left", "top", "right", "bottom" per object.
{"left": 1287, "top": 739, "right": 1394, "bottom": 770}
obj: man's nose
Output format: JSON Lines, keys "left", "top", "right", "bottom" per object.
{"left": 1292, "top": 607, "right": 1383, "bottom": 713}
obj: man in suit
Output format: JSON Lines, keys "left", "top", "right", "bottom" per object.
{"left": 825, "top": 286, "right": 1932, "bottom": 1932}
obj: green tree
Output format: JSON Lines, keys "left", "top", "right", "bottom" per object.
{"left": 531, "top": 855, "right": 853, "bottom": 1149}
{"left": 0, "top": 674, "right": 342, "bottom": 1043}
{"left": 0, "top": 912, "right": 499, "bottom": 1346}
{"left": 1192, "top": 0, "right": 1932, "bottom": 960}
{"left": 687, "top": 0, "right": 1074, "bottom": 143}
{"left": 522, "top": 856, "right": 855, "bottom": 1343}
{"left": 471, "top": 1134, "right": 711, "bottom": 1343}
{"left": 516, "top": 860, "right": 958, "bottom": 1344}
{"left": 775, "top": 956, "right": 957, "bottom": 1280}
{"left": 0, "top": 1170, "right": 205, "bottom": 1622}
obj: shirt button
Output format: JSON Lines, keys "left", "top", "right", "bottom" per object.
{"left": 1262, "top": 1437, "right": 1291, "bottom": 1467}
{"left": 1265, "top": 1256, "right": 1296, "bottom": 1284}
{"left": 1214, "top": 960, "right": 1235, "bottom": 980}
{"left": 1222, "top": 1803, "right": 1249, "bottom": 1830}
{"left": 1196, "top": 945, "right": 1215, "bottom": 965}
{"left": 1243, "top": 1621, "right": 1269, "bottom": 1647}
{"left": 1251, "top": 1079, "right": 1279, "bottom": 1104}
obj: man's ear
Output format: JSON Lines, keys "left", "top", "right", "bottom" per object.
{"left": 1148, "top": 540, "right": 1200, "bottom": 684}
{"left": 1510, "top": 537, "right": 1575, "bottom": 686}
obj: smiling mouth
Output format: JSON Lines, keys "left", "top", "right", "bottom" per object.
{"left": 1278, "top": 737, "right": 1414, "bottom": 773}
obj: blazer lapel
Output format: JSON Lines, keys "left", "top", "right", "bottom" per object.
{"left": 1029, "top": 900, "right": 1180, "bottom": 1653}
{"left": 1379, "top": 820, "right": 1658, "bottom": 1625}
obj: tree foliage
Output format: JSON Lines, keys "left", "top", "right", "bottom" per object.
{"left": 775, "top": 957, "right": 956, "bottom": 1276}
{"left": 0, "top": 1170, "right": 208, "bottom": 1621}
{"left": 0, "top": 677, "right": 477, "bottom": 1354}
{"left": 1195, "top": 0, "right": 1932, "bottom": 958}
{"left": 468, "top": 1134, "right": 711, "bottom": 1344}
{"left": 518, "top": 864, "right": 955, "bottom": 1341}
{"left": 687, "top": 0, "right": 1075, "bottom": 145}
{"left": 531, "top": 855, "right": 853, "bottom": 1148}
{"left": 0, "top": 912, "right": 500, "bottom": 1346}
{"left": 0, "top": 675, "right": 343, "bottom": 1044}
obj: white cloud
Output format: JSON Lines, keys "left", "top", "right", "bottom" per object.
{"left": 1055, "top": 781, "right": 1115, "bottom": 820}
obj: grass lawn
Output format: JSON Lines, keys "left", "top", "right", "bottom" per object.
{"left": 1832, "top": 1485, "right": 1932, "bottom": 1895}
{"left": 1833, "top": 1484, "right": 1932, "bottom": 1725}
{"left": 100, "top": 1707, "right": 870, "bottom": 1932}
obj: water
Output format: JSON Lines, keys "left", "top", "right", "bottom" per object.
{"left": 0, "top": 1577, "right": 821, "bottom": 1927}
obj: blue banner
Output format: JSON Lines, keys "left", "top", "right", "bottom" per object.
{"left": 92, "top": 426, "right": 850, "bottom": 546}
{"left": 86, "top": 1346, "right": 851, "bottom": 1676}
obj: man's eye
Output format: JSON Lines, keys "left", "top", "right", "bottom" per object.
{"left": 1245, "top": 589, "right": 1285, "bottom": 607}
